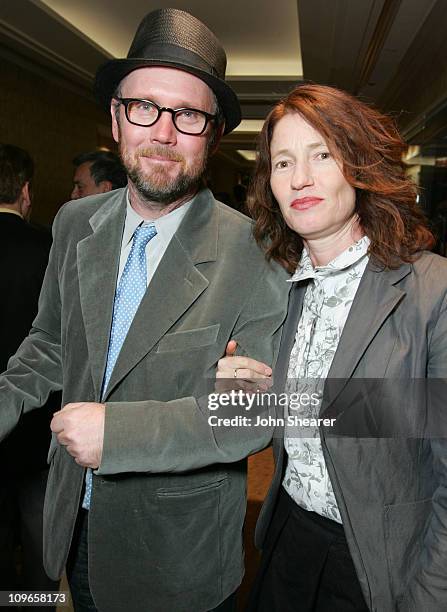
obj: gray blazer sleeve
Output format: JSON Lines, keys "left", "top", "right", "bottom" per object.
{"left": 401, "top": 290, "right": 447, "bottom": 611}
{"left": 97, "top": 263, "right": 287, "bottom": 475}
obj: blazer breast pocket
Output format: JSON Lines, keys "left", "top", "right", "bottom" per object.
{"left": 156, "top": 323, "right": 220, "bottom": 353}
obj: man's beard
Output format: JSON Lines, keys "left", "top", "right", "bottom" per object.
{"left": 120, "top": 143, "right": 208, "bottom": 205}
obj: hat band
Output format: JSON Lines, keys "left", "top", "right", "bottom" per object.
{"left": 127, "top": 43, "right": 221, "bottom": 78}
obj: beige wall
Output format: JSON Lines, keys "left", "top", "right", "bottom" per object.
{"left": 1, "top": 56, "right": 111, "bottom": 226}
{"left": 1, "top": 55, "right": 250, "bottom": 225}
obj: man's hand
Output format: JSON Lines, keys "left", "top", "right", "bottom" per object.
{"left": 50, "top": 402, "right": 105, "bottom": 468}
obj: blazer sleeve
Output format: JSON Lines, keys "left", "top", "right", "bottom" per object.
{"left": 0, "top": 215, "right": 63, "bottom": 441}
{"left": 400, "top": 290, "right": 447, "bottom": 611}
{"left": 97, "top": 262, "right": 288, "bottom": 475}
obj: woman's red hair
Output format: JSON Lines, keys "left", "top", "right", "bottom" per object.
{"left": 248, "top": 84, "right": 434, "bottom": 272}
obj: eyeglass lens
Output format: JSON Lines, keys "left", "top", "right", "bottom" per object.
{"left": 126, "top": 100, "right": 207, "bottom": 134}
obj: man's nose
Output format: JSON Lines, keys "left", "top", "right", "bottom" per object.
{"left": 149, "top": 110, "right": 177, "bottom": 145}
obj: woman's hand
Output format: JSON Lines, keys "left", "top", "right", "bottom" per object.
{"left": 215, "top": 340, "right": 273, "bottom": 392}
{"left": 217, "top": 340, "right": 272, "bottom": 379}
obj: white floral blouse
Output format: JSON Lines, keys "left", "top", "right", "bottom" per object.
{"left": 283, "top": 236, "right": 370, "bottom": 523}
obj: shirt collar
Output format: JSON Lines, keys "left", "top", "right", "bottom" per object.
{"left": 289, "top": 235, "right": 370, "bottom": 283}
{"left": 123, "top": 189, "right": 194, "bottom": 246}
{"left": 0, "top": 207, "right": 23, "bottom": 219}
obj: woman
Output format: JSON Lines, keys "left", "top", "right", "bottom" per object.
{"left": 217, "top": 84, "right": 447, "bottom": 611}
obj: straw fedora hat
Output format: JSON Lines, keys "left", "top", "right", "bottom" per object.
{"left": 94, "top": 8, "right": 241, "bottom": 134}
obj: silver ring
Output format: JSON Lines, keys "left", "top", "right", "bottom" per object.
{"left": 234, "top": 368, "right": 238, "bottom": 379}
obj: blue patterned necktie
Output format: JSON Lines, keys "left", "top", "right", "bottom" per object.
{"left": 82, "top": 223, "right": 157, "bottom": 509}
{"left": 102, "top": 223, "right": 157, "bottom": 394}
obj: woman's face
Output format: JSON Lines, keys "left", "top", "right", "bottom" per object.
{"left": 270, "top": 113, "right": 357, "bottom": 242}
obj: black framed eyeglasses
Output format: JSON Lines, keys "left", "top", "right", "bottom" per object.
{"left": 115, "top": 97, "right": 217, "bottom": 135}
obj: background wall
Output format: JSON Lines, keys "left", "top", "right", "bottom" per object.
{"left": 1, "top": 55, "right": 111, "bottom": 227}
{"left": 1, "top": 54, "right": 246, "bottom": 226}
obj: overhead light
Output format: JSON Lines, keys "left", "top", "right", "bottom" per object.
{"left": 402, "top": 145, "right": 420, "bottom": 162}
{"left": 404, "top": 156, "right": 436, "bottom": 166}
{"left": 233, "top": 120, "right": 265, "bottom": 133}
{"left": 227, "top": 61, "right": 302, "bottom": 77}
{"left": 237, "top": 150, "right": 257, "bottom": 161}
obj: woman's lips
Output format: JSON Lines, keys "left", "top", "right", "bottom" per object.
{"left": 290, "top": 197, "right": 324, "bottom": 210}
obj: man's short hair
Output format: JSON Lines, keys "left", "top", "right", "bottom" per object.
{"left": 0, "top": 144, "right": 34, "bottom": 204}
{"left": 72, "top": 151, "right": 127, "bottom": 190}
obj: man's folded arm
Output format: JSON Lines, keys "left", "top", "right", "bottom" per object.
{"left": 97, "top": 262, "right": 289, "bottom": 475}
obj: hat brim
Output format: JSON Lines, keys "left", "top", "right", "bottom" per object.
{"left": 95, "top": 58, "right": 241, "bottom": 135}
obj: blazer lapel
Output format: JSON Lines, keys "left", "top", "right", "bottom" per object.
{"left": 271, "top": 285, "right": 306, "bottom": 500}
{"left": 77, "top": 190, "right": 127, "bottom": 400}
{"left": 103, "top": 189, "right": 218, "bottom": 399}
{"left": 322, "top": 261, "right": 411, "bottom": 413}
{"left": 273, "top": 282, "right": 306, "bottom": 392}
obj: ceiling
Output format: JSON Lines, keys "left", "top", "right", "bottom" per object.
{"left": 1, "top": 0, "right": 447, "bottom": 165}
{"left": 39, "top": 0, "right": 303, "bottom": 77}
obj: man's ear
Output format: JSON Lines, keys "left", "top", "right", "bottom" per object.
{"left": 209, "top": 123, "right": 225, "bottom": 156}
{"left": 20, "top": 181, "right": 32, "bottom": 220}
{"left": 98, "top": 180, "right": 113, "bottom": 194}
{"left": 111, "top": 100, "right": 120, "bottom": 143}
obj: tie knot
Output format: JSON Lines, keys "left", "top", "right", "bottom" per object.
{"left": 133, "top": 223, "right": 157, "bottom": 249}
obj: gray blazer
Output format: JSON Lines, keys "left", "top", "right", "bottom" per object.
{"left": 0, "top": 188, "right": 289, "bottom": 612}
{"left": 256, "top": 253, "right": 447, "bottom": 612}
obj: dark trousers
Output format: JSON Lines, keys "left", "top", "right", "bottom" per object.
{"left": 0, "top": 470, "right": 60, "bottom": 611}
{"left": 67, "top": 510, "right": 238, "bottom": 612}
{"left": 247, "top": 487, "right": 369, "bottom": 612}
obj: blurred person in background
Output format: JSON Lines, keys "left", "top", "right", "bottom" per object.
{"left": 71, "top": 150, "right": 126, "bottom": 200}
{"left": 0, "top": 144, "right": 60, "bottom": 609}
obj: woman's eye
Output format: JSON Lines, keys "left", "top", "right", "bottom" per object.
{"left": 274, "top": 160, "right": 290, "bottom": 169}
{"left": 317, "top": 151, "right": 331, "bottom": 160}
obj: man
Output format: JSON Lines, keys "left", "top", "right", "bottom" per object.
{"left": 0, "top": 144, "right": 59, "bottom": 606}
{"left": 71, "top": 150, "right": 127, "bottom": 200}
{"left": 0, "top": 9, "right": 288, "bottom": 612}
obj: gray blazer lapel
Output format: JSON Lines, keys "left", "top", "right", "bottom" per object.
{"left": 328, "top": 262, "right": 411, "bottom": 379}
{"left": 274, "top": 260, "right": 411, "bottom": 415}
{"left": 270, "top": 283, "right": 305, "bottom": 479}
{"left": 77, "top": 191, "right": 127, "bottom": 399}
{"left": 273, "top": 282, "right": 306, "bottom": 392}
{"left": 322, "top": 261, "right": 411, "bottom": 412}
{"left": 103, "top": 190, "right": 218, "bottom": 399}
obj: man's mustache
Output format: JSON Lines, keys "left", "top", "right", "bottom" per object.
{"left": 135, "top": 146, "right": 184, "bottom": 163}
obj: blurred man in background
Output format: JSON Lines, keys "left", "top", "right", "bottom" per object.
{"left": 0, "top": 144, "right": 59, "bottom": 609}
{"left": 71, "top": 150, "right": 126, "bottom": 200}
